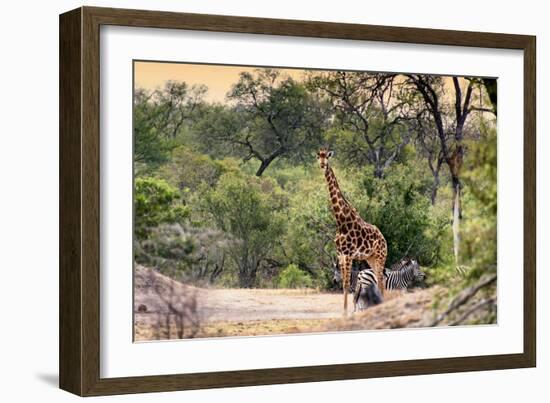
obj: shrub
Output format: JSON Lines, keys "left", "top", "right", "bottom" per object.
{"left": 134, "top": 177, "right": 190, "bottom": 239}
{"left": 460, "top": 126, "right": 497, "bottom": 282}
{"left": 353, "top": 163, "right": 448, "bottom": 267}
{"left": 157, "top": 146, "right": 233, "bottom": 192}
{"left": 135, "top": 224, "right": 195, "bottom": 276}
{"left": 282, "top": 172, "right": 336, "bottom": 275}
{"left": 277, "top": 264, "right": 313, "bottom": 289}
{"left": 201, "top": 173, "right": 288, "bottom": 288}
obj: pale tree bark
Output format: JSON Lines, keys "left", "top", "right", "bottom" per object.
{"left": 407, "top": 75, "right": 477, "bottom": 266}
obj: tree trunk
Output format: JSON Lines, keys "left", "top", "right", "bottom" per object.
{"left": 238, "top": 260, "right": 258, "bottom": 288}
{"left": 430, "top": 171, "right": 440, "bottom": 205}
{"left": 246, "top": 268, "right": 258, "bottom": 288}
{"left": 255, "top": 160, "right": 271, "bottom": 177}
{"left": 452, "top": 181, "right": 461, "bottom": 266}
{"left": 238, "top": 266, "right": 252, "bottom": 288}
{"left": 255, "top": 148, "right": 284, "bottom": 176}
{"left": 451, "top": 176, "right": 462, "bottom": 219}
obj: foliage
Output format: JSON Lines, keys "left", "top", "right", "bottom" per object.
{"left": 308, "top": 73, "right": 411, "bottom": 178}
{"left": 350, "top": 162, "right": 448, "bottom": 266}
{"left": 277, "top": 264, "right": 314, "bottom": 289}
{"left": 195, "top": 69, "right": 330, "bottom": 176}
{"left": 282, "top": 171, "right": 336, "bottom": 272}
{"left": 135, "top": 224, "right": 195, "bottom": 275}
{"left": 135, "top": 223, "right": 230, "bottom": 283}
{"left": 134, "top": 88, "right": 177, "bottom": 168}
{"left": 157, "top": 146, "right": 230, "bottom": 192}
{"left": 460, "top": 125, "right": 497, "bottom": 281}
{"left": 134, "top": 82, "right": 206, "bottom": 171}
{"left": 201, "top": 173, "right": 288, "bottom": 287}
{"left": 132, "top": 71, "right": 497, "bottom": 293}
{"left": 134, "top": 177, "right": 190, "bottom": 239}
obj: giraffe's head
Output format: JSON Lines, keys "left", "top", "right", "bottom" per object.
{"left": 317, "top": 148, "right": 334, "bottom": 170}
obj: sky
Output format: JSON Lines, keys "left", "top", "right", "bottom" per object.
{"left": 134, "top": 61, "right": 492, "bottom": 106}
{"left": 134, "top": 61, "right": 305, "bottom": 103}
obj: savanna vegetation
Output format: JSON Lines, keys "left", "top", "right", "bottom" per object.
{"left": 133, "top": 66, "right": 498, "bottom": 335}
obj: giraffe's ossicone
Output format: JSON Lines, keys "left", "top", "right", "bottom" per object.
{"left": 317, "top": 148, "right": 388, "bottom": 314}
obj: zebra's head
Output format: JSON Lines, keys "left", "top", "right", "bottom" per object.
{"left": 332, "top": 263, "right": 359, "bottom": 292}
{"left": 409, "top": 258, "right": 425, "bottom": 282}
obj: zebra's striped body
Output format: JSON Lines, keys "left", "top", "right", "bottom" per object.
{"left": 353, "top": 269, "right": 383, "bottom": 311}
{"left": 384, "top": 258, "right": 424, "bottom": 290}
{"left": 352, "top": 258, "right": 424, "bottom": 311}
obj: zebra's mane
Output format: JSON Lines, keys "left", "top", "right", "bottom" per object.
{"left": 388, "top": 257, "right": 417, "bottom": 272}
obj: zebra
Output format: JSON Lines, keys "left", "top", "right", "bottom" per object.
{"left": 352, "top": 258, "right": 425, "bottom": 312}
{"left": 384, "top": 258, "right": 425, "bottom": 290}
{"left": 332, "top": 258, "right": 424, "bottom": 291}
{"left": 353, "top": 268, "right": 383, "bottom": 311}
{"left": 332, "top": 260, "right": 363, "bottom": 290}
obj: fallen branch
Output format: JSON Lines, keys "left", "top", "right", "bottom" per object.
{"left": 429, "top": 273, "right": 496, "bottom": 326}
{"left": 449, "top": 297, "right": 496, "bottom": 326}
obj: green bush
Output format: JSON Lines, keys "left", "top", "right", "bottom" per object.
{"left": 351, "top": 162, "right": 448, "bottom": 267}
{"left": 134, "top": 223, "right": 195, "bottom": 276}
{"left": 201, "top": 172, "right": 288, "bottom": 287}
{"left": 460, "top": 126, "right": 497, "bottom": 282}
{"left": 282, "top": 170, "right": 336, "bottom": 274}
{"left": 278, "top": 161, "right": 449, "bottom": 287}
{"left": 277, "top": 264, "right": 313, "bottom": 289}
{"left": 134, "top": 177, "right": 190, "bottom": 239}
{"left": 157, "top": 146, "right": 234, "bottom": 192}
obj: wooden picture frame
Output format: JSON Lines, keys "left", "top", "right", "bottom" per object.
{"left": 59, "top": 6, "right": 536, "bottom": 396}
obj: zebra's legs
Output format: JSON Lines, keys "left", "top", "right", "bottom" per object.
{"left": 367, "top": 256, "right": 386, "bottom": 297}
{"left": 353, "top": 281, "right": 361, "bottom": 312}
{"left": 339, "top": 255, "right": 352, "bottom": 315}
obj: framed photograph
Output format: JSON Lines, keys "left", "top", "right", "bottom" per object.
{"left": 59, "top": 6, "right": 536, "bottom": 396}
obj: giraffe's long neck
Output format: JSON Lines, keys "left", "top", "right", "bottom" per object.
{"left": 324, "top": 166, "right": 358, "bottom": 227}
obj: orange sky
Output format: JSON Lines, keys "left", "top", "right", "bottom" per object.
{"left": 134, "top": 61, "right": 488, "bottom": 106}
{"left": 134, "top": 61, "right": 305, "bottom": 103}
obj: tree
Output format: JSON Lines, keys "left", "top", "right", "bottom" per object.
{"left": 354, "top": 163, "right": 447, "bottom": 266}
{"left": 407, "top": 95, "right": 447, "bottom": 204}
{"left": 134, "top": 81, "right": 206, "bottom": 168}
{"left": 460, "top": 125, "right": 497, "bottom": 280}
{"left": 198, "top": 69, "right": 330, "bottom": 176}
{"left": 406, "top": 75, "right": 476, "bottom": 213}
{"left": 201, "top": 173, "right": 287, "bottom": 287}
{"left": 428, "top": 127, "right": 497, "bottom": 326}
{"left": 308, "top": 72, "right": 411, "bottom": 177}
{"left": 282, "top": 175, "right": 338, "bottom": 273}
{"left": 481, "top": 78, "right": 497, "bottom": 115}
{"left": 405, "top": 75, "right": 491, "bottom": 264}
{"left": 157, "top": 146, "right": 228, "bottom": 192}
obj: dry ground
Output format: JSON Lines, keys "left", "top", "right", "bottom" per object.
{"left": 134, "top": 265, "right": 450, "bottom": 341}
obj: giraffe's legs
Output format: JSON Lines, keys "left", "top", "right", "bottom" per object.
{"left": 339, "top": 255, "right": 352, "bottom": 315}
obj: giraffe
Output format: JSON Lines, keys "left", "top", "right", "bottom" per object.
{"left": 317, "top": 148, "right": 388, "bottom": 313}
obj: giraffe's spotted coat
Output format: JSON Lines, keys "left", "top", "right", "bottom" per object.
{"left": 317, "top": 148, "right": 388, "bottom": 312}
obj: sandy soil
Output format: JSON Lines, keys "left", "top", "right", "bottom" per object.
{"left": 134, "top": 265, "right": 344, "bottom": 320}
{"left": 133, "top": 265, "right": 451, "bottom": 341}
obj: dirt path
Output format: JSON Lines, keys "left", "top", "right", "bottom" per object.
{"left": 133, "top": 265, "right": 447, "bottom": 340}
{"left": 198, "top": 288, "right": 345, "bottom": 321}
{"left": 135, "top": 265, "right": 343, "bottom": 321}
